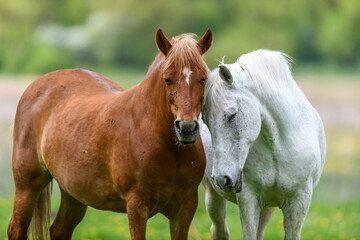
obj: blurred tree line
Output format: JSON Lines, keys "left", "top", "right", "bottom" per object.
{"left": 0, "top": 0, "right": 359, "bottom": 74}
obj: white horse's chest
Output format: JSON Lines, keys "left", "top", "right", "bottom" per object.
{"left": 243, "top": 128, "right": 319, "bottom": 206}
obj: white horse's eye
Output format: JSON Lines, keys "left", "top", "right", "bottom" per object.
{"left": 228, "top": 113, "right": 237, "bottom": 122}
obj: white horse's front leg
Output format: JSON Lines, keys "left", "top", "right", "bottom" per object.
{"left": 257, "top": 207, "right": 275, "bottom": 240}
{"left": 203, "top": 178, "right": 229, "bottom": 240}
{"left": 281, "top": 186, "right": 312, "bottom": 240}
{"left": 237, "top": 189, "right": 261, "bottom": 240}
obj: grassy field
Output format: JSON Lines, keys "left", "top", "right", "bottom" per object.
{"left": 0, "top": 72, "right": 360, "bottom": 239}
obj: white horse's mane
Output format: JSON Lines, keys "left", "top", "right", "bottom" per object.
{"left": 237, "top": 49, "right": 295, "bottom": 94}
{"left": 204, "top": 49, "right": 297, "bottom": 113}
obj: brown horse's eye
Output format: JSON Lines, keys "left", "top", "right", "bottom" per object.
{"left": 200, "top": 78, "right": 206, "bottom": 83}
{"left": 164, "top": 78, "right": 172, "bottom": 85}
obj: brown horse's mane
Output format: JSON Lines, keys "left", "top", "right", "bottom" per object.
{"left": 146, "top": 33, "right": 207, "bottom": 78}
{"left": 145, "top": 53, "right": 164, "bottom": 78}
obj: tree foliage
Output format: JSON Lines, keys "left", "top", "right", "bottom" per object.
{"left": 0, "top": 0, "right": 359, "bottom": 74}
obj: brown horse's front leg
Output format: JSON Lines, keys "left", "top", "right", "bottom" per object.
{"left": 126, "top": 193, "right": 149, "bottom": 240}
{"left": 167, "top": 191, "right": 199, "bottom": 240}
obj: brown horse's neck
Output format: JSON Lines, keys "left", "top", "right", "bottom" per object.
{"left": 136, "top": 54, "right": 176, "bottom": 143}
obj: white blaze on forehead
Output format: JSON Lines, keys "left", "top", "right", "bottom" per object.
{"left": 182, "top": 67, "right": 192, "bottom": 85}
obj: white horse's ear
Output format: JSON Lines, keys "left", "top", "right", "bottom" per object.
{"left": 219, "top": 65, "right": 233, "bottom": 85}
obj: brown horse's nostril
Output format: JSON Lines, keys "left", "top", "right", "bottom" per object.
{"left": 174, "top": 120, "right": 181, "bottom": 131}
{"left": 193, "top": 120, "right": 199, "bottom": 132}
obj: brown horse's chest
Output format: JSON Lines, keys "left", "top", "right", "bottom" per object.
{"left": 136, "top": 147, "right": 204, "bottom": 187}
{"left": 113, "top": 144, "right": 205, "bottom": 211}
{"left": 146, "top": 156, "right": 205, "bottom": 216}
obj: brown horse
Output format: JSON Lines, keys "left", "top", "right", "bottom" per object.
{"left": 8, "top": 29, "right": 212, "bottom": 240}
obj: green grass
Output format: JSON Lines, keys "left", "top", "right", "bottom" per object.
{"left": 1, "top": 183, "right": 360, "bottom": 240}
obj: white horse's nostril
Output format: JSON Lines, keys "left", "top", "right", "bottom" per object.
{"left": 223, "top": 175, "right": 232, "bottom": 187}
{"left": 213, "top": 174, "right": 242, "bottom": 193}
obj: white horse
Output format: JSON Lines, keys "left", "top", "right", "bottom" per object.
{"left": 200, "top": 49, "right": 326, "bottom": 240}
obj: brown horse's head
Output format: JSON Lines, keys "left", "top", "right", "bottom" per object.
{"left": 155, "top": 29, "right": 213, "bottom": 145}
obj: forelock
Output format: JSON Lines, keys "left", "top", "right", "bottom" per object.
{"left": 203, "top": 68, "right": 229, "bottom": 117}
{"left": 162, "top": 34, "right": 207, "bottom": 75}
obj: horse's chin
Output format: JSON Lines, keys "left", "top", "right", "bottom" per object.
{"left": 180, "top": 140, "right": 196, "bottom": 145}
{"left": 177, "top": 136, "right": 197, "bottom": 145}
{"left": 175, "top": 132, "right": 199, "bottom": 146}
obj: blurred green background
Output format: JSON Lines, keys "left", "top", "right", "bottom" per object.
{"left": 0, "top": 0, "right": 360, "bottom": 239}
{"left": 1, "top": 0, "right": 360, "bottom": 74}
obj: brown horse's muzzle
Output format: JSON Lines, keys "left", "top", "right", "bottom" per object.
{"left": 174, "top": 119, "right": 199, "bottom": 144}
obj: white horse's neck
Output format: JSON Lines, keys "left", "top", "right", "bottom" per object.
{"left": 248, "top": 79, "right": 311, "bottom": 152}
{"left": 234, "top": 49, "right": 309, "bottom": 142}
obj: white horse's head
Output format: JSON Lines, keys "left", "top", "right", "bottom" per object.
{"left": 202, "top": 61, "right": 262, "bottom": 193}
{"left": 203, "top": 50, "right": 294, "bottom": 193}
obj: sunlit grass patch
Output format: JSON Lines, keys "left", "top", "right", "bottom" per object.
{"left": 72, "top": 208, "right": 131, "bottom": 239}
{"left": 302, "top": 200, "right": 360, "bottom": 240}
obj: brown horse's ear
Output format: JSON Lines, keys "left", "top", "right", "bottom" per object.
{"left": 156, "top": 29, "right": 172, "bottom": 56}
{"left": 197, "top": 29, "right": 213, "bottom": 55}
